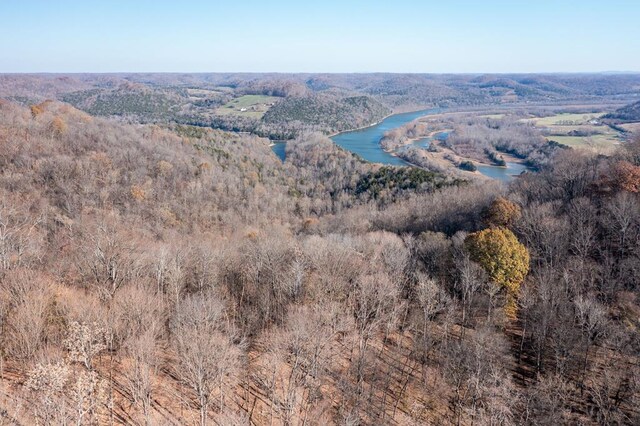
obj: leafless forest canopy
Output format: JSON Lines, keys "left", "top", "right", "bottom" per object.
{"left": 0, "top": 73, "right": 639, "bottom": 425}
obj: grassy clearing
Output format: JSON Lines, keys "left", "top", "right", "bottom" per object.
{"left": 547, "top": 134, "right": 621, "bottom": 153}
{"left": 526, "top": 112, "right": 623, "bottom": 153}
{"left": 216, "top": 95, "right": 280, "bottom": 119}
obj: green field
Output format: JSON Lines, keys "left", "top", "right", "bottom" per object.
{"left": 525, "top": 112, "right": 623, "bottom": 153}
{"left": 216, "top": 95, "right": 280, "bottom": 119}
{"left": 547, "top": 134, "right": 621, "bottom": 153}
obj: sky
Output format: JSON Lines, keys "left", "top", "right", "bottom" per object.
{"left": 1, "top": 0, "right": 639, "bottom": 73}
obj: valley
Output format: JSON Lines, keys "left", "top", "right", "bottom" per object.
{"left": 3, "top": 1, "right": 640, "bottom": 424}
{"left": 0, "top": 72, "right": 639, "bottom": 425}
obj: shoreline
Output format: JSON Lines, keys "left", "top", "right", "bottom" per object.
{"left": 386, "top": 127, "right": 529, "bottom": 170}
{"left": 327, "top": 113, "right": 393, "bottom": 138}
{"left": 391, "top": 150, "right": 488, "bottom": 181}
{"left": 311, "top": 106, "right": 531, "bottom": 181}
{"left": 328, "top": 106, "right": 436, "bottom": 139}
{"left": 387, "top": 130, "right": 529, "bottom": 180}
{"left": 384, "top": 129, "right": 453, "bottom": 152}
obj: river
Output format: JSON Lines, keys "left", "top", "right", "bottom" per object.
{"left": 330, "top": 109, "right": 441, "bottom": 165}
{"left": 476, "top": 162, "right": 530, "bottom": 181}
{"left": 271, "top": 109, "right": 530, "bottom": 182}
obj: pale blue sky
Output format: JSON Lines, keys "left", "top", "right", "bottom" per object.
{"left": 1, "top": 0, "right": 639, "bottom": 73}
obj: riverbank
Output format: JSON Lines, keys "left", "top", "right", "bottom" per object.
{"left": 329, "top": 108, "right": 441, "bottom": 166}
{"left": 327, "top": 106, "right": 436, "bottom": 138}
{"left": 324, "top": 107, "right": 532, "bottom": 181}
{"left": 327, "top": 114, "right": 391, "bottom": 138}
{"left": 380, "top": 123, "right": 530, "bottom": 182}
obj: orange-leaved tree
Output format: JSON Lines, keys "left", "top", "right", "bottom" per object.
{"left": 482, "top": 197, "right": 521, "bottom": 228}
{"left": 612, "top": 161, "right": 640, "bottom": 193}
{"left": 49, "top": 116, "right": 67, "bottom": 138}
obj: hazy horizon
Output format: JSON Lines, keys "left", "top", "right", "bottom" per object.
{"left": 2, "top": 0, "right": 640, "bottom": 74}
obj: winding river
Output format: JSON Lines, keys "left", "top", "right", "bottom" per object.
{"left": 331, "top": 109, "right": 441, "bottom": 165}
{"left": 272, "top": 109, "right": 530, "bottom": 182}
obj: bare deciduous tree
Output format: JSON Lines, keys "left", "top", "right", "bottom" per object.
{"left": 76, "top": 222, "right": 142, "bottom": 301}
{"left": 2, "top": 269, "right": 53, "bottom": 361}
{"left": 171, "top": 295, "right": 244, "bottom": 426}
{"left": 123, "top": 321, "right": 162, "bottom": 426}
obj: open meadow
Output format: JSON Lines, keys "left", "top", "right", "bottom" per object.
{"left": 216, "top": 94, "right": 281, "bottom": 119}
{"left": 525, "top": 112, "right": 624, "bottom": 153}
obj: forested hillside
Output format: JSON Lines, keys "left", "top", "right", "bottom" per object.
{"left": 605, "top": 100, "right": 640, "bottom": 122}
{"left": 262, "top": 95, "right": 390, "bottom": 137}
{"left": 0, "top": 97, "right": 638, "bottom": 425}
